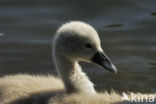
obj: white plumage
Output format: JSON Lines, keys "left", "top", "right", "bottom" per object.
{"left": 0, "top": 21, "right": 155, "bottom": 104}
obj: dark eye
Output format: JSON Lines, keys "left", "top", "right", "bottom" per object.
{"left": 85, "top": 43, "right": 92, "bottom": 48}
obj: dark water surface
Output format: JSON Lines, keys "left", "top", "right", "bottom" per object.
{"left": 0, "top": 0, "right": 156, "bottom": 93}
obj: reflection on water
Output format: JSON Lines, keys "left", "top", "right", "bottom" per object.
{"left": 0, "top": 0, "right": 156, "bottom": 93}
{"left": 150, "top": 62, "right": 156, "bottom": 71}
{"left": 104, "top": 24, "right": 124, "bottom": 28}
{"left": 0, "top": 33, "right": 4, "bottom": 37}
{"left": 151, "top": 12, "right": 156, "bottom": 16}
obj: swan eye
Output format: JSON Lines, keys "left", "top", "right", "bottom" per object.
{"left": 85, "top": 43, "right": 92, "bottom": 48}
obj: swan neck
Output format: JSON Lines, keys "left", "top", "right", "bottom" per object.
{"left": 54, "top": 55, "right": 96, "bottom": 94}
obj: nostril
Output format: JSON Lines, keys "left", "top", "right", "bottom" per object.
{"left": 102, "top": 57, "right": 107, "bottom": 61}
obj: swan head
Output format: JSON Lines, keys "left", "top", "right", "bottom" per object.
{"left": 53, "top": 21, "right": 117, "bottom": 74}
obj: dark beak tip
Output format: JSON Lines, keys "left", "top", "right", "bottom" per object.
{"left": 110, "top": 64, "right": 118, "bottom": 74}
{"left": 103, "top": 63, "right": 117, "bottom": 74}
{"left": 112, "top": 69, "right": 117, "bottom": 74}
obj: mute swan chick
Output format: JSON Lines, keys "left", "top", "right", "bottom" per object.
{"left": 0, "top": 21, "right": 155, "bottom": 104}
{"left": 53, "top": 21, "right": 117, "bottom": 94}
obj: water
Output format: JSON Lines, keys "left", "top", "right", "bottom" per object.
{"left": 0, "top": 0, "right": 156, "bottom": 93}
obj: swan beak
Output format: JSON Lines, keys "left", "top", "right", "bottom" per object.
{"left": 91, "top": 51, "right": 117, "bottom": 74}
